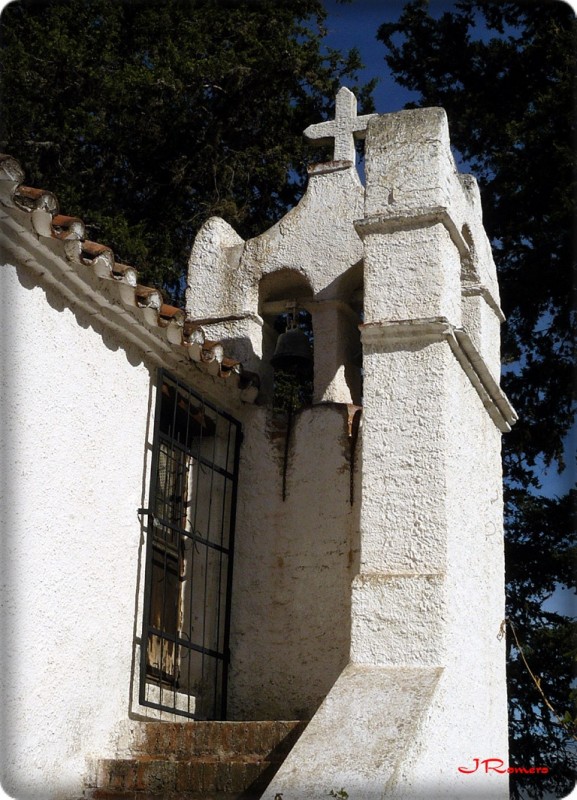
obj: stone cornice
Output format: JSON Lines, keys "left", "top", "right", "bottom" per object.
{"left": 307, "top": 160, "right": 354, "bottom": 176}
{"left": 361, "top": 317, "right": 453, "bottom": 345}
{"left": 360, "top": 317, "right": 517, "bottom": 432}
{"left": 355, "top": 205, "right": 468, "bottom": 256}
{"left": 355, "top": 207, "right": 504, "bottom": 320}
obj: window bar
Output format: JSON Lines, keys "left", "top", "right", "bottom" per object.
{"left": 201, "top": 405, "right": 219, "bottom": 717}
{"left": 188, "top": 378, "right": 203, "bottom": 718}
{"left": 189, "top": 389, "right": 204, "bottom": 716}
{"left": 172, "top": 451, "right": 181, "bottom": 710}
{"left": 221, "top": 420, "right": 241, "bottom": 719}
{"left": 173, "top": 381, "right": 190, "bottom": 711}
{"left": 140, "top": 370, "right": 165, "bottom": 710}
{"left": 199, "top": 439, "right": 210, "bottom": 714}
{"left": 182, "top": 380, "right": 193, "bottom": 717}
{"left": 199, "top": 401, "right": 211, "bottom": 714}
{"left": 164, "top": 385, "right": 182, "bottom": 706}
{"left": 158, "top": 406, "right": 173, "bottom": 706}
{"left": 161, "top": 381, "right": 176, "bottom": 707}
{"left": 214, "top": 420, "right": 233, "bottom": 715}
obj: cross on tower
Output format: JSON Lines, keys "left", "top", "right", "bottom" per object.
{"left": 303, "top": 86, "right": 378, "bottom": 163}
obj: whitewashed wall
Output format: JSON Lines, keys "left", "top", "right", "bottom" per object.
{"left": 391, "top": 351, "right": 508, "bottom": 798}
{"left": 1, "top": 94, "right": 513, "bottom": 800}
{"left": 0, "top": 262, "right": 154, "bottom": 799}
{"left": 229, "top": 403, "right": 361, "bottom": 720}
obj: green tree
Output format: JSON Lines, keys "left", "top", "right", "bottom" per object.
{"left": 0, "top": 0, "right": 373, "bottom": 301}
{"left": 378, "top": 2, "right": 576, "bottom": 797}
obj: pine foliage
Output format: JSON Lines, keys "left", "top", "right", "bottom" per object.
{"left": 0, "top": 0, "right": 373, "bottom": 301}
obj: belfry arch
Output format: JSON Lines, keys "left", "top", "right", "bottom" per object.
{"left": 258, "top": 268, "right": 314, "bottom": 404}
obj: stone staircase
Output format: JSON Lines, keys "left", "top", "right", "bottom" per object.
{"left": 86, "top": 720, "right": 306, "bottom": 800}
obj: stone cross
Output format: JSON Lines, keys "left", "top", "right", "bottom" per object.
{"left": 303, "top": 86, "right": 378, "bottom": 163}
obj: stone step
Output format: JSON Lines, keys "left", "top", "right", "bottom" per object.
{"left": 93, "top": 756, "right": 279, "bottom": 796}
{"left": 86, "top": 720, "right": 306, "bottom": 799}
{"left": 131, "top": 720, "right": 305, "bottom": 759}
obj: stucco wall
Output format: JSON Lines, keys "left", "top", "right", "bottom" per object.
{"left": 0, "top": 252, "right": 364, "bottom": 796}
{"left": 390, "top": 345, "right": 508, "bottom": 799}
{"left": 0, "top": 252, "right": 364, "bottom": 791}
{"left": 229, "top": 403, "right": 361, "bottom": 720}
{"left": 1, "top": 95, "right": 512, "bottom": 800}
{"left": 0, "top": 262, "right": 154, "bottom": 799}
{"left": 263, "top": 331, "right": 509, "bottom": 800}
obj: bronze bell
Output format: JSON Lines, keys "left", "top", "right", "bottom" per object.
{"left": 270, "top": 325, "right": 313, "bottom": 375}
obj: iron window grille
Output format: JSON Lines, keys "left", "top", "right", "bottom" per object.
{"left": 140, "top": 370, "right": 242, "bottom": 720}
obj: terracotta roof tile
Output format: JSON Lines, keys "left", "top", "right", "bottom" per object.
{"left": 51, "top": 214, "right": 85, "bottom": 240}
{"left": 183, "top": 319, "right": 205, "bottom": 344}
{"left": 158, "top": 303, "right": 186, "bottom": 326}
{"left": 14, "top": 185, "right": 59, "bottom": 214}
{"left": 201, "top": 340, "right": 224, "bottom": 363}
{"left": 135, "top": 285, "right": 163, "bottom": 308}
{"left": 80, "top": 240, "right": 112, "bottom": 258}
{"left": 0, "top": 154, "right": 259, "bottom": 401}
{"left": 110, "top": 262, "right": 138, "bottom": 284}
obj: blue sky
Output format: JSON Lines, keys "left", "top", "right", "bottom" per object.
{"left": 322, "top": 0, "right": 420, "bottom": 112}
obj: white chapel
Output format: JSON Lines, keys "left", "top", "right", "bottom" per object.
{"left": 0, "top": 88, "right": 516, "bottom": 799}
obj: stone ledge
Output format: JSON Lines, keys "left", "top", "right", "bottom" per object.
{"left": 360, "top": 318, "right": 517, "bottom": 432}
{"left": 307, "top": 160, "right": 355, "bottom": 176}
{"left": 462, "top": 281, "right": 506, "bottom": 321}
{"left": 354, "top": 205, "right": 469, "bottom": 263}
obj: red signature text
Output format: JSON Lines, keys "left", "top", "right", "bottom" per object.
{"left": 458, "top": 758, "right": 549, "bottom": 775}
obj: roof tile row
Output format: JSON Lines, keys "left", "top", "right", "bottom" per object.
{"left": 0, "top": 155, "right": 259, "bottom": 401}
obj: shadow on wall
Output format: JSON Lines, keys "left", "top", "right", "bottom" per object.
{"left": 13, "top": 261, "right": 147, "bottom": 368}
